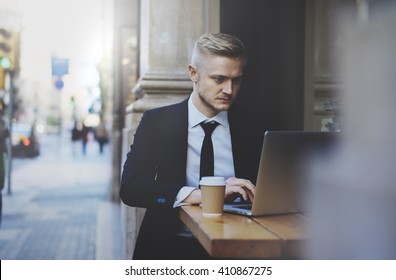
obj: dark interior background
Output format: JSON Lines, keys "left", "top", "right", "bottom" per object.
{"left": 220, "top": 0, "right": 306, "bottom": 132}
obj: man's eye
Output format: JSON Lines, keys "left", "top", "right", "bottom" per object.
{"left": 233, "top": 77, "right": 242, "bottom": 84}
{"left": 214, "top": 77, "right": 224, "bottom": 83}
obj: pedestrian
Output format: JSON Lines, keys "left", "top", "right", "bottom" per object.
{"left": 71, "top": 121, "right": 83, "bottom": 156}
{"left": 81, "top": 123, "right": 89, "bottom": 156}
{"left": 120, "top": 33, "right": 264, "bottom": 259}
{"left": 94, "top": 120, "right": 109, "bottom": 154}
{"left": 71, "top": 121, "right": 82, "bottom": 142}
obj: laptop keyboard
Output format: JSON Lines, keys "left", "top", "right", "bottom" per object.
{"left": 235, "top": 205, "right": 252, "bottom": 210}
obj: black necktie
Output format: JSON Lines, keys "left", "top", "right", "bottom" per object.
{"left": 200, "top": 121, "right": 219, "bottom": 178}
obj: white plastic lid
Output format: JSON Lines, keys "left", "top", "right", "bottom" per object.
{"left": 199, "top": 176, "right": 226, "bottom": 186}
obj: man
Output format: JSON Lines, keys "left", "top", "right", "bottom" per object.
{"left": 120, "top": 33, "right": 264, "bottom": 259}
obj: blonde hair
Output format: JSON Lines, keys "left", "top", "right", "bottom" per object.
{"left": 191, "top": 33, "right": 247, "bottom": 68}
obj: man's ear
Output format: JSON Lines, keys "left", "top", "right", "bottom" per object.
{"left": 188, "top": 64, "right": 198, "bottom": 82}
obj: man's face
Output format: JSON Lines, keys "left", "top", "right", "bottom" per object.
{"left": 189, "top": 55, "right": 245, "bottom": 118}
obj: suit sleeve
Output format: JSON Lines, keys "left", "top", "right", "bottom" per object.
{"left": 120, "top": 110, "right": 183, "bottom": 209}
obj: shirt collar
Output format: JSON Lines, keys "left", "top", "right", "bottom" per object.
{"left": 188, "top": 96, "right": 229, "bottom": 129}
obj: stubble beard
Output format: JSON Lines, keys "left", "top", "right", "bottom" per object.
{"left": 199, "top": 91, "right": 232, "bottom": 117}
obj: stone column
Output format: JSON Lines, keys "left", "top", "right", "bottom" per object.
{"left": 121, "top": 0, "right": 219, "bottom": 259}
{"left": 134, "top": 0, "right": 220, "bottom": 111}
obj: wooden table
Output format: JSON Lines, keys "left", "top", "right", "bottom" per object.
{"left": 180, "top": 205, "right": 309, "bottom": 259}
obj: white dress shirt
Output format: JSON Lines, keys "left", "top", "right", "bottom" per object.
{"left": 173, "top": 97, "right": 235, "bottom": 207}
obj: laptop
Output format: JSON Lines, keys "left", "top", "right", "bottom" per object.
{"left": 223, "top": 131, "right": 339, "bottom": 216}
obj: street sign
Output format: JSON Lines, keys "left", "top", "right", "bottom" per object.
{"left": 51, "top": 57, "right": 69, "bottom": 76}
{"left": 54, "top": 78, "right": 64, "bottom": 89}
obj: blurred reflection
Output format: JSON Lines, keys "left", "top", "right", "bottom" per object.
{"left": 306, "top": 3, "right": 396, "bottom": 259}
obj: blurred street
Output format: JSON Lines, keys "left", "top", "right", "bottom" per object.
{"left": 0, "top": 130, "right": 123, "bottom": 259}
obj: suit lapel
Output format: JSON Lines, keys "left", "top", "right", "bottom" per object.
{"left": 229, "top": 108, "right": 249, "bottom": 180}
{"left": 228, "top": 108, "right": 264, "bottom": 183}
{"left": 229, "top": 115, "right": 241, "bottom": 178}
{"left": 165, "top": 99, "right": 189, "bottom": 185}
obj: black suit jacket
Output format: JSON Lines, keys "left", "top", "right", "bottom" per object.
{"left": 120, "top": 98, "right": 264, "bottom": 259}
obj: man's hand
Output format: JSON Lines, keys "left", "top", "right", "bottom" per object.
{"left": 182, "top": 177, "right": 255, "bottom": 205}
{"left": 225, "top": 177, "right": 255, "bottom": 203}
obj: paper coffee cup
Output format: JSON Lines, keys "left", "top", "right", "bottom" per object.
{"left": 199, "top": 176, "right": 226, "bottom": 217}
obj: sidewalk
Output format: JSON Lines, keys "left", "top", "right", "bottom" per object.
{"left": 0, "top": 131, "right": 125, "bottom": 260}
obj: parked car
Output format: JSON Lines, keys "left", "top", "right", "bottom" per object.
{"left": 11, "top": 123, "right": 40, "bottom": 158}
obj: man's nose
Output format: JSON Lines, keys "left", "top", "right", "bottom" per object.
{"left": 222, "top": 80, "right": 232, "bottom": 95}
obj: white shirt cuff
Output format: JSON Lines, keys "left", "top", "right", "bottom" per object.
{"left": 173, "top": 186, "right": 197, "bottom": 208}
